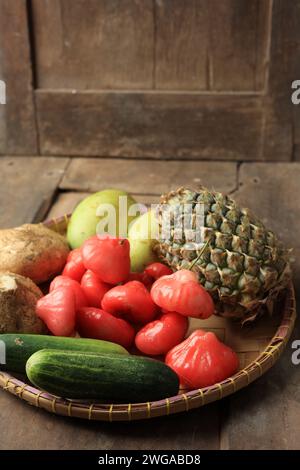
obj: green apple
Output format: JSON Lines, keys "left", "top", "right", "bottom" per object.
{"left": 67, "top": 189, "right": 138, "bottom": 249}
{"left": 128, "top": 210, "right": 159, "bottom": 272}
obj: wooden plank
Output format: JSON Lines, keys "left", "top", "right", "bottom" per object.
{"left": 0, "top": 393, "right": 219, "bottom": 449}
{"left": 267, "top": 0, "right": 300, "bottom": 94}
{"left": 294, "top": 145, "right": 300, "bottom": 161}
{"left": 263, "top": 0, "right": 300, "bottom": 160}
{"left": 262, "top": 96, "right": 293, "bottom": 161}
{"left": 208, "top": 0, "right": 270, "bottom": 91}
{"left": 31, "top": 0, "right": 154, "bottom": 89}
{"left": 36, "top": 91, "right": 266, "bottom": 160}
{"left": 0, "top": 0, "right": 37, "bottom": 154}
{"left": 0, "top": 157, "right": 69, "bottom": 228}
{"left": 155, "top": 0, "right": 208, "bottom": 90}
{"left": 32, "top": 0, "right": 271, "bottom": 93}
{"left": 254, "top": 0, "right": 272, "bottom": 91}
{"left": 59, "top": 159, "right": 238, "bottom": 194}
{"left": 46, "top": 192, "right": 90, "bottom": 219}
{"left": 221, "top": 316, "right": 300, "bottom": 450}
{"left": 46, "top": 191, "right": 157, "bottom": 220}
{"left": 221, "top": 162, "right": 300, "bottom": 449}
{"left": 293, "top": 106, "right": 300, "bottom": 160}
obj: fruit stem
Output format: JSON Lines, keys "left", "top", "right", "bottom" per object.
{"left": 188, "top": 240, "right": 209, "bottom": 271}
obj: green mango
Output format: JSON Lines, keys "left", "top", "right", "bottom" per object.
{"left": 67, "top": 189, "right": 138, "bottom": 249}
{"left": 128, "top": 210, "right": 159, "bottom": 272}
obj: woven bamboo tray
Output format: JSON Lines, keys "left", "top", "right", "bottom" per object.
{"left": 0, "top": 215, "right": 296, "bottom": 421}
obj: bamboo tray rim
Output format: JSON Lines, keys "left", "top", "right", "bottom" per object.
{"left": 0, "top": 215, "right": 297, "bottom": 422}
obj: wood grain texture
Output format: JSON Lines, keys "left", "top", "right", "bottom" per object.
{"left": 0, "top": 392, "right": 219, "bottom": 450}
{"left": 31, "top": 0, "right": 270, "bottom": 93}
{"left": 294, "top": 106, "right": 300, "bottom": 160}
{"left": 0, "top": 0, "right": 37, "bottom": 154}
{"left": 208, "top": 0, "right": 270, "bottom": 91}
{"left": 46, "top": 192, "right": 90, "bottom": 219}
{"left": 59, "top": 158, "right": 238, "bottom": 194}
{"left": 155, "top": 0, "right": 208, "bottom": 90}
{"left": 36, "top": 91, "right": 265, "bottom": 159}
{"left": 0, "top": 157, "right": 69, "bottom": 228}
{"left": 30, "top": 0, "right": 296, "bottom": 160}
{"left": 46, "top": 191, "right": 157, "bottom": 220}
{"left": 220, "top": 315, "right": 300, "bottom": 450}
{"left": 294, "top": 144, "right": 300, "bottom": 161}
{"left": 262, "top": 0, "right": 300, "bottom": 160}
{"left": 48, "top": 158, "right": 237, "bottom": 219}
{"left": 267, "top": 0, "right": 300, "bottom": 94}
{"left": 31, "top": 0, "right": 154, "bottom": 89}
{"left": 220, "top": 162, "right": 300, "bottom": 449}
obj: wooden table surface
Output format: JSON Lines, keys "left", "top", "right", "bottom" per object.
{"left": 0, "top": 156, "right": 299, "bottom": 450}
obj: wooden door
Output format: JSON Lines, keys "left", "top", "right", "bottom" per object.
{"left": 0, "top": 0, "right": 37, "bottom": 154}
{"left": 0, "top": 0, "right": 299, "bottom": 160}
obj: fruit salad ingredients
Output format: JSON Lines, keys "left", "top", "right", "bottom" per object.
{"left": 151, "top": 270, "right": 214, "bottom": 319}
{"left": 135, "top": 312, "right": 188, "bottom": 356}
{"left": 50, "top": 275, "right": 87, "bottom": 310}
{"left": 101, "top": 280, "right": 157, "bottom": 324}
{"left": 145, "top": 262, "right": 173, "bottom": 280}
{"left": 0, "top": 273, "right": 46, "bottom": 334}
{"left": 67, "top": 189, "right": 138, "bottom": 249}
{"left": 26, "top": 350, "right": 179, "bottom": 402}
{"left": 82, "top": 236, "right": 130, "bottom": 284}
{"left": 62, "top": 248, "right": 86, "bottom": 282}
{"left": 166, "top": 329, "right": 239, "bottom": 389}
{"left": 156, "top": 186, "right": 291, "bottom": 323}
{"left": 36, "top": 286, "right": 76, "bottom": 337}
{"left": 77, "top": 307, "right": 135, "bottom": 350}
{"left": 0, "top": 333, "right": 128, "bottom": 373}
{"left": 80, "top": 270, "right": 111, "bottom": 308}
{"left": 0, "top": 223, "right": 69, "bottom": 283}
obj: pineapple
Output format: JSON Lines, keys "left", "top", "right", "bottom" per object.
{"left": 154, "top": 187, "right": 291, "bottom": 323}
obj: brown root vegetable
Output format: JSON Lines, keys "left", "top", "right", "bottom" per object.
{"left": 0, "top": 223, "right": 69, "bottom": 283}
{"left": 0, "top": 273, "right": 46, "bottom": 334}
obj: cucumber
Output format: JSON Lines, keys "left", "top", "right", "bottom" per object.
{"left": 0, "top": 334, "right": 128, "bottom": 374}
{"left": 26, "top": 349, "right": 179, "bottom": 402}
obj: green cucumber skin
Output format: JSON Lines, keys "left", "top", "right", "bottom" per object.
{"left": 26, "top": 349, "right": 179, "bottom": 403}
{"left": 0, "top": 334, "right": 128, "bottom": 374}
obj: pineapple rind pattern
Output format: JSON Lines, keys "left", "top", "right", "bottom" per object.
{"left": 155, "top": 187, "right": 291, "bottom": 322}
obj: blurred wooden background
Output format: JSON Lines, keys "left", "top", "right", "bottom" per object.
{"left": 0, "top": 0, "right": 299, "bottom": 160}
